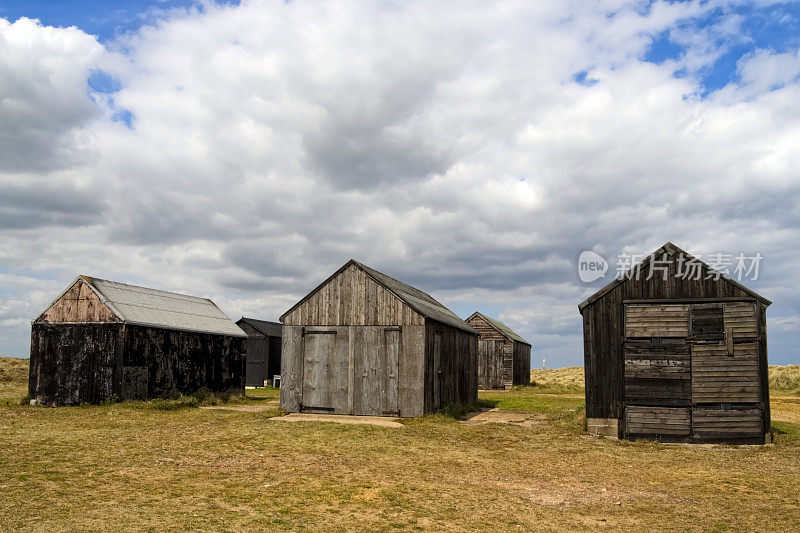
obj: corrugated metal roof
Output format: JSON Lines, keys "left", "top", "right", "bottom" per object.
{"left": 82, "top": 276, "right": 246, "bottom": 337}
{"left": 469, "top": 311, "right": 530, "bottom": 345}
{"left": 353, "top": 261, "right": 477, "bottom": 334}
{"left": 237, "top": 317, "right": 282, "bottom": 337}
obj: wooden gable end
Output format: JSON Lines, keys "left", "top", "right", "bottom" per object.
{"left": 36, "top": 279, "right": 119, "bottom": 324}
{"left": 282, "top": 263, "right": 424, "bottom": 326}
{"left": 466, "top": 314, "right": 508, "bottom": 343}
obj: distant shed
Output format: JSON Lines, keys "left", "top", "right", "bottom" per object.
{"left": 466, "top": 312, "right": 531, "bottom": 389}
{"left": 579, "top": 243, "right": 771, "bottom": 444}
{"left": 29, "top": 276, "right": 247, "bottom": 406}
{"left": 280, "top": 260, "right": 478, "bottom": 417}
{"left": 236, "top": 317, "right": 282, "bottom": 387}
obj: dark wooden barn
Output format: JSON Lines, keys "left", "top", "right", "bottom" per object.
{"left": 236, "top": 317, "right": 282, "bottom": 387}
{"left": 29, "top": 276, "right": 247, "bottom": 406}
{"left": 466, "top": 312, "right": 531, "bottom": 389}
{"left": 579, "top": 242, "right": 771, "bottom": 443}
{"left": 280, "top": 260, "right": 478, "bottom": 417}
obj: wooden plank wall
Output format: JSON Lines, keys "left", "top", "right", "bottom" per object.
{"left": 36, "top": 279, "right": 119, "bottom": 324}
{"left": 424, "top": 321, "right": 477, "bottom": 413}
{"left": 581, "top": 249, "right": 767, "bottom": 420}
{"left": 691, "top": 343, "right": 760, "bottom": 403}
{"left": 29, "top": 323, "right": 122, "bottom": 406}
{"left": 625, "top": 304, "right": 689, "bottom": 337}
{"left": 477, "top": 339, "right": 504, "bottom": 389}
{"left": 122, "top": 326, "right": 246, "bottom": 397}
{"left": 279, "top": 325, "right": 426, "bottom": 417}
{"left": 724, "top": 302, "right": 758, "bottom": 341}
{"left": 512, "top": 342, "right": 531, "bottom": 386}
{"left": 692, "top": 408, "right": 763, "bottom": 439}
{"left": 623, "top": 341, "right": 690, "bottom": 406}
{"left": 625, "top": 406, "right": 691, "bottom": 437}
{"left": 283, "top": 264, "right": 424, "bottom": 327}
{"left": 466, "top": 315, "right": 505, "bottom": 341}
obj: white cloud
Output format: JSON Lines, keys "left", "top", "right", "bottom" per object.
{"left": 1, "top": 1, "right": 800, "bottom": 364}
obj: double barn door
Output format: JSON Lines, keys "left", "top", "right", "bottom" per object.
{"left": 301, "top": 326, "right": 401, "bottom": 416}
{"left": 623, "top": 301, "right": 763, "bottom": 440}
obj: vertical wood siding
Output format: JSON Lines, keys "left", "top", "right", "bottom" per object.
{"left": 29, "top": 323, "right": 122, "bottom": 405}
{"left": 279, "top": 324, "right": 426, "bottom": 416}
{"left": 36, "top": 279, "right": 119, "bottom": 324}
{"left": 283, "top": 264, "right": 424, "bottom": 327}
{"left": 424, "top": 321, "right": 477, "bottom": 413}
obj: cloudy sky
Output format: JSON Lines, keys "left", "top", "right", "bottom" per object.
{"left": 1, "top": 0, "right": 799, "bottom": 367}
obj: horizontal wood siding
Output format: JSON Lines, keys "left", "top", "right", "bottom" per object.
{"left": 691, "top": 343, "right": 760, "bottom": 403}
{"left": 283, "top": 263, "right": 424, "bottom": 327}
{"left": 36, "top": 279, "right": 119, "bottom": 324}
{"left": 625, "top": 406, "right": 691, "bottom": 437}
{"left": 582, "top": 247, "right": 769, "bottom": 425}
{"left": 466, "top": 315, "right": 506, "bottom": 341}
{"left": 723, "top": 302, "right": 758, "bottom": 341}
{"left": 624, "top": 341, "right": 691, "bottom": 406}
{"left": 625, "top": 304, "right": 689, "bottom": 337}
{"left": 692, "top": 408, "right": 763, "bottom": 439}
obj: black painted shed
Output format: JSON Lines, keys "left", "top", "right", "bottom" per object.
{"left": 579, "top": 242, "right": 772, "bottom": 443}
{"left": 236, "top": 317, "right": 282, "bottom": 387}
{"left": 29, "top": 276, "right": 247, "bottom": 406}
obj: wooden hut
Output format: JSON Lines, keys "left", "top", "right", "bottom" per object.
{"left": 29, "top": 275, "right": 247, "bottom": 406}
{"left": 466, "top": 312, "right": 531, "bottom": 389}
{"left": 279, "top": 260, "right": 478, "bottom": 417}
{"left": 579, "top": 242, "right": 771, "bottom": 443}
{"left": 236, "top": 317, "right": 282, "bottom": 387}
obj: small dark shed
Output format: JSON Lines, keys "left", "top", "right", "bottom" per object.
{"left": 280, "top": 260, "right": 478, "bottom": 417}
{"left": 579, "top": 242, "right": 771, "bottom": 443}
{"left": 236, "top": 317, "right": 282, "bottom": 387}
{"left": 466, "top": 312, "right": 531, "bottom": 389}
{"left": 29, "top": 276, "right": 247, "bottom": 406}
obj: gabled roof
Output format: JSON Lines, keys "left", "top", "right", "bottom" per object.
{"left": 280, "top": 260, "right": 477, "bottom": 335}
{"left": 37, "top": 276, "right": 246, "bottom": 337}
{"left": 578, "top": 242, "right": 772, "bottom": 312}
{"left": 237, "top": 317, "right": 282, "bottom": 337}
{"left": 467, "top": 311, "right": 530, "bottom": 345}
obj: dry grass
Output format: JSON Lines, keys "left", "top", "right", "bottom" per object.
{"left": 2, "top": 357, "right": 800, "bottom": 531}
{"left": 0, "top": 356, "right": 28, "bottom": 403}
{"left": 530, "top": 366, "right": 585, "bottom": 393}
{"left": 770, "top": 365, "right": 800, "bottom": 396}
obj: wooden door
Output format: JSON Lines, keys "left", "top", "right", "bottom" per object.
{"left": 301, "top": 329, "right": 349, "bottom": 413}
{"left": 477, "top": 339, "right": 503, "bottom": 389}
{"left": 353, "top": 327, "right": 400, "bottom": 416}
{"left": 246, "top": 336, "right": 268, "bottom": 387}
{"left": 433, "top": 332, "right": 442, "bottom": 410}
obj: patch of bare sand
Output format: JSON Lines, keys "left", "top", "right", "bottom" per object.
{"left": 460, "top": 408, "right": 544, "bottom": 427}
{"left": 200, "top": 404, "right": 278, "bottom": 413}
{"left": 270, "top": 413, "right": 404, "bottom": 428}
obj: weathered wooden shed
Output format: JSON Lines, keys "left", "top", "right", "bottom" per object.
{"left": 29, "top": 276, "right": 247, "bottom": 406}
{"left": 236, "top": 317, "right": 282, "bottom": 387}
{"left": 280, "top": 260, "right": 478, "bottom": 417}
{"left": 466, "top": 312, "right": 531, "bottom": 389}
{"left": 579, "top": 243, "right": 771, "bottom": 443}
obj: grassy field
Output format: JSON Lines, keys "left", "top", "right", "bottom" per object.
{"left": 2, "top": 357, "right": 800, "bottom": 531}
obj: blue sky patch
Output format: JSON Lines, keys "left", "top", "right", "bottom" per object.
{"left": 573, "top": 70, "right": 599, "bottom": 87}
